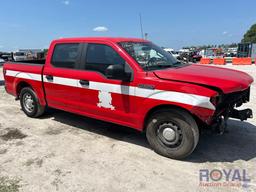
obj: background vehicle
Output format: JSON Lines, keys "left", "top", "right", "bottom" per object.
{"left": 13, "top": 51, "right": 27, "bottom": 61}
{"left": 0, "top": 53, "right": 12, "bottom": 61}
{"left": 164, "top": 48, "right": 180, "bottom": 59}
{"left": 3, "top": 37, "right": 253, "bottom": 159}
{"left": 237, "top": 43, "right": 256, "bottom": 58}
{"left": 178, "top": 51, "right": 202, "bottom": 63}
{"left": 200, "top": 48, "right": 223, "bottom": 59}
{"left": 0, "top": 58, "right": 5, "bottom": 66}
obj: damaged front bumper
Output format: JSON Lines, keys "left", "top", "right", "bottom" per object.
{"left": 210, "top": 87, "right": 253, "bottom": 134}
{"left": 211, "top": 108, "right": 253, "bottom": 134}
{"left": 230, "top": 108, "right": 253, "bottom": 121}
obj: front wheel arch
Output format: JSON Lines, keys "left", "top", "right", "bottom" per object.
{"left": 143, "top": 104, "right": 201, "bottom": 132}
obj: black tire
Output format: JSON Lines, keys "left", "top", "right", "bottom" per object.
{"left": 20, "top": 87, "right": 45, "bottom": 117}
{"left": 146, "top": 108, "right": 199, "bottom": 159}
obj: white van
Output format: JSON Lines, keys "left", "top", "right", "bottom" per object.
{"left": 164, "top": 48, "right": 180, "bottom": 58}
{"left": 13, "top": 52, "right": 27, "bottom": 61}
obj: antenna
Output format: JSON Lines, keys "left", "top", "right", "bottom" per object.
{"left": 139, "top": 13, "right": 144, "bottom": 39}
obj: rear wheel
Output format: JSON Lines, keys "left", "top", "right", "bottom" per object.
{"left": 146, "top": 108, "right": 199, "bottom": 159}
{"left": 20, "top": 87, "right": 45, "bottom": 117}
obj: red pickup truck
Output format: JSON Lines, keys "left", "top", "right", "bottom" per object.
{"left": 3, "top": 37, "right": 253, "bottom": 159}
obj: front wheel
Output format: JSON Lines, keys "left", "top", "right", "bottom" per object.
{"left": 146, "top": 108, "right": 199, "bottom": 159}
{"left": 20, "top": 87, "right": 45, "bottom": 117}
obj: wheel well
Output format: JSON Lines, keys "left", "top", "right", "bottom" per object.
{"left": 16, "top": 81, "right": 32, "bottom": 98}
{"left": 143, "top": 104, "right": 202, "bottom": 131}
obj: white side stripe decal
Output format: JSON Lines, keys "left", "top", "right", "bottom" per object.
{"left": 6, "top": 70, "right": 215, "bottom": 110}
{"left": 6, "top": 70, "right": 41, "bottom": 81}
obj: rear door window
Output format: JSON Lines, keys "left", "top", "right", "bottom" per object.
{"left": 51, "top": 43, "right": 80, "bottom": 69}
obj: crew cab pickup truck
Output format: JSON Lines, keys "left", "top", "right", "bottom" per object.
{"left": 3, "top": 37, "right": 253, "bottom": 159}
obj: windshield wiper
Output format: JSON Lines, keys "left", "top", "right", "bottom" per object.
{"left": 172, "top": 61, "right": 183, "bottom": 66}
{"left": 143, "top": 62, "right": 183, "bottom": 71}
{"left": 157, "top": 64, "right": 174, "bottom": 68}
{"left": 144, "top": 64, "right": 173, "bottom": 71}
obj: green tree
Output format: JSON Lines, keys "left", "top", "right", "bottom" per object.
{"left": 242, "top": 24, "right": 256, "bottom": 43}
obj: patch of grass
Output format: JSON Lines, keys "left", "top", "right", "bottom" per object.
{"left": 0, "top": 177, "right": 21, "bottom": 192}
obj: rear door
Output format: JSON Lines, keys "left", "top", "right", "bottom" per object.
{"left": 43, "top": 42, "right": 85, "bottom": 111}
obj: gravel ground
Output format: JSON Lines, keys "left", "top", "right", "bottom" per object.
{"left": 0, "top": 64, "right": 255, "bottom": 192}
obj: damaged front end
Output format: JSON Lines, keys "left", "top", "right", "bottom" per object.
{"left": 211, "top": 87, "right": 253, "bottom": 134}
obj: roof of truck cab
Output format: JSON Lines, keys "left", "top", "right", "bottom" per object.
{"left": 52, "top": 37, "right": 149, "bottom": 44}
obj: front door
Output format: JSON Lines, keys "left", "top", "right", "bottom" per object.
{"left": 76, "top": 43, "right": 138, "bottom": 127}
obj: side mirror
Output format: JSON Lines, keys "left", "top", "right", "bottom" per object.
{"left": 105, "top": 64, "right": 131, "bottom": 81}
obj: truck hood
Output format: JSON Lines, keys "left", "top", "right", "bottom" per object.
{"left": 153, "top": 64, "right": 254, "bottom": 94}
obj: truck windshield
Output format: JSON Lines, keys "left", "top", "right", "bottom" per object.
{"left": 119, "top": 42, "right": 184, "bottom": 71}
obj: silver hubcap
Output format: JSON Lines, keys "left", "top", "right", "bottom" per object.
{"left": 162, "top": 128, "right": 176, "bottom": 141}
{"left": 157, "top": 122, "right": 183, "bottom": 147}
{"left": 23, "top": 93, "right": 34, "bottom": 112}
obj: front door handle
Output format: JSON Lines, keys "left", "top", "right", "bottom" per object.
{"left": 79, "top": 80, "right": 89, "bottom": 86}
{"left": 46, "top": 75, "right": 53, "bottom": 81}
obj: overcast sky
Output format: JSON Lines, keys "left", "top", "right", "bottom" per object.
{"left": 0, "top": 0, "right": 256, "bottom": 51}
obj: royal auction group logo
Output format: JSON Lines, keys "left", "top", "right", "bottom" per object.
{"left": 199, "top": 169, "right": 251, "bottom": 188}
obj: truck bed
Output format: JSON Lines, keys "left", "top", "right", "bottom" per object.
{"left": 3, "top": 61, "right": 45, "bottom": 102}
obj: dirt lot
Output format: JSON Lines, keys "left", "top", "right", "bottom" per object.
{"left": 0, "top": 65, "right": 255, "bottom": 192}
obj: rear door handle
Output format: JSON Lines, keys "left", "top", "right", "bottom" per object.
{"left": 79, "top": 80, "right": 89, "bottom": 86}
{"left": 46, "top": 75, "right": 53, "bottom": 81}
